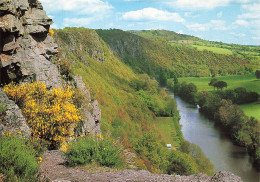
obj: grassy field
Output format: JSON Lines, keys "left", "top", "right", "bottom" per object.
{"left": 192, "top": 45, "right": 233, "bottom": 55}
{"left": 178, "top": 75, "right": 260, "bottom": 120}
{"left": 153, "top": 117, "right": 183, "bottom": 149}
{"left": 178, "top": 75, "right": 260, "bottom": 94}
{"left": 240, "top": 101, "right": 260, "bottom": 121}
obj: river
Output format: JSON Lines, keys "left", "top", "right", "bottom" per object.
{"left": 168, "top": 91, "right": 260, "bottom": 182}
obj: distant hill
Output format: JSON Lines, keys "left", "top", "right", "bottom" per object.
{"left": 96, "top": 29, "right": 258, "bottom": 79}
{"left": 129, "top": 29, "right": 202, "bottom": 43}
{"left": 130, "top": 30, "right": 260, "bottom": 62}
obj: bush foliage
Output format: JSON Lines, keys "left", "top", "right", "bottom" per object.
{"left": 0, "top": 135, "right": 39, "bottom": 182}
{"left": 0, "top": 102, "right": 6, "bottom": 116}
{"left": 3, "top": 82, "right": 81, "bottom": 148}
{"left": 64, "top": 135, "right": 122, "bottom": 168}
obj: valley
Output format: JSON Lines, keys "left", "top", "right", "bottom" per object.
{"left": 0, "top": 1, "right": 259, "bottom": 181}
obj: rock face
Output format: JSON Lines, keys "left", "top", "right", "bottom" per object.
{"left": 0, "top": 88, "right": 30, "bottom": 137}
{"left": 0, "top": 0, "right": 62, "bottom": 89}
{"left": 74, "top": 75, "right": 101, "bottom": 136}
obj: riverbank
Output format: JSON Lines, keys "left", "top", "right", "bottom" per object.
{"left": 171, "top": 94, "right": 260, "bottom": 182}
{"left": 169, "top": 80, "right": 259, "bottom": 171}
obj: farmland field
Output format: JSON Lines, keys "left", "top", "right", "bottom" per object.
{"left": 192, "top": 45, "right": 233, "bottom": 55}
{"left": 178, "top": 75, "right": 260, "bottom": 120}
{"left": 240, "top": 101, "right": 260, "bottom": 121}
{"left": 178, "top": 75, "right": 260, "bottom": 94}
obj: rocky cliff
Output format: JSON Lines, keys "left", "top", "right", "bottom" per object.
{"left": 0, "top": 0, "right": 101, "bottom": 138}
{"left": 0, "top": 88, "right": 30, "bottom": 137}
{"left": 0, "top": 0, "right": 62, "bottom": 89}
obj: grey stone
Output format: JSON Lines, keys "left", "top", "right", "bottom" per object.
{"left": 0, "top": 0, "right": 62, "bottom": 89}
{"left": 0, "top": 88, "right": 31, "bottom": 137}
{"left": 74, "top": 75, "right": 101, "bottom": 136}
{"left": 0, "top": 14, "right": 23, "bottom": 33}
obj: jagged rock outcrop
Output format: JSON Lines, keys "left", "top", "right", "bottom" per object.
{"left": 74, "top": 75, "right": 101, "bottom": 136}
{"left": 0, "top": 0, "right": 62, "bottom": 89}
{"left": 0, "top": 88, "right": 30, "bottom": 137}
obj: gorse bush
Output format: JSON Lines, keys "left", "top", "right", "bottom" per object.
{"left": 64, "top": 135, "right": 122, "bottom": 168}
{"left": 3, "top": 82, "right": 81, "bottom": 148}
{"left": 0, "top": 134, "right": 39, "bottom": 182}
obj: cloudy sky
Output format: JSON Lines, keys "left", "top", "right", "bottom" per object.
{"left": 40, "top": 0, "right": 260, "bottom": 45}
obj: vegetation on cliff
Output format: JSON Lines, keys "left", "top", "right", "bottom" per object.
{"left": 53, "top": 27, "right": 214, "bottom": 175}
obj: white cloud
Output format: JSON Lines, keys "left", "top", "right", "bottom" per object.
{"left": 217, "top": 11, "right": 223, "bottom": 18}
{"left": 40, "top": 0, "right": 113, "bottom": 15}
{"left": 186, "top": 20, "right": 228, "bottom": 31}
{"left": 177, "top": 30, "right": 184, "bottom": 34}
{"left": 122, "top": 8, "right": 185, "bottom": 22}
{"left": 233, "top": 19, "right": 249, "bottom": 26}
{"left": 230, "top": 32, "right": 246, "bottom": 37}
{"left": 165, "top": 0, "right": 255, "bottom": 10}
{"left": 238, "top": 3, "right": 260, "bottom": 19}
{"left": 184, "top": 12, "right": 199, "bottom": 18}
{"left": 186, "top": 23, "right": 209, "bottom": 31}
{"left": 63, "top": 18, "right": 93, "bottom": 27}
{"left": 51, "top": 23, "right": 58, "bottom": 29}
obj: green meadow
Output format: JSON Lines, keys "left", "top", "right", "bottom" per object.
{"left": 152, "top": 117, "right": 183, "bottom": 149}
{"left": 240, "top": 102, "right": 260, "bottom": 121}
{"left": 178, "top": 75, "right": 260, "bottom": 120}
{"left": 178, "top": 75, "right": 260, "bottom": 94}
{"left": 192, "top": 45, "right": 233, "bottom": 55}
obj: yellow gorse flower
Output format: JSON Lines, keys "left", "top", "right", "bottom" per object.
{"left": 3, "top": 82, "right": 81, "bottom": 148}
{"left": 48, "top": 29, "right": 54, "bottom": 37}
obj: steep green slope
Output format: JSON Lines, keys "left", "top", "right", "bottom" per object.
{"left": 53, "top": 27, "right": 214, "bottom": 175}
{"left": 131, "top": 30, "right": 260, "bottom": 63}
{"left": 129, "top": 30, "right": 202, "bottom": 42}
{"left": 96, "top": 29, "right": 257, "bottom": 80}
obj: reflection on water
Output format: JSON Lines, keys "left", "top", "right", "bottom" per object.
{"left": 172, "top": 95, "right": 260, "bottom": 182}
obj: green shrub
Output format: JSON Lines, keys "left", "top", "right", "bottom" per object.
{"left": 167, "top": 150, "right": 199, "bottom": 175}
{"left": 0, "top": 102, "right": 6, "bottom": 116}
{"left": 64, "top": 135, "right": 122, "bottom": 168}
{"left": 134, "top": 132, "right": 170, "bottom": 172}
{"left": 180, "top": 141, "right": 214, "bottom": 175}
{"left": 28, "top": 137, "right": 49, "bottom": 157}
{"left": 0, "top": 135, "right": 39, "bottom": 182}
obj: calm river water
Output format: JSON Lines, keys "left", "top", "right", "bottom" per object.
{"left": 168, "top": 91, "right": 259, "bottom": 182}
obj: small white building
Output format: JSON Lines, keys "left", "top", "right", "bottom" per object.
{"left": 167, "top": 144, "right": 172, "bottom": 149}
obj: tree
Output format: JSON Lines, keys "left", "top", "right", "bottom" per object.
{"left": 208, "top": 78, "right": 218, "bottom": 90}
{"left": 213, "top": 81, "right": 227, "bottom": 90}
{"left": 255, "top": 70, "right": 260, "bottom": 79}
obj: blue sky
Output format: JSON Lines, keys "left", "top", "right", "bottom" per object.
{"left": 40, "top": 0, "right": 260, "bottom": 45}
